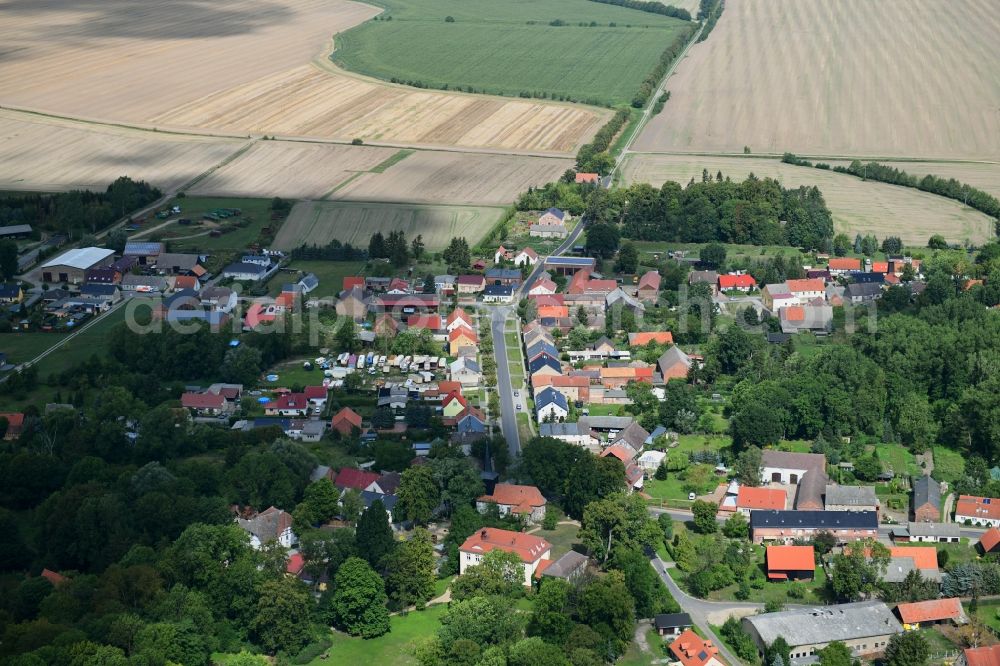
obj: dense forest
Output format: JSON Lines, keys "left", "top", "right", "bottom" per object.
{"left": 0, "top": 178, "right": 161, "bottom": 239}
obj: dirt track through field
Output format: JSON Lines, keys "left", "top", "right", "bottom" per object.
{"left": 635, "top": 0, "right": 1000, "bottom": 160}
{"left": 621, "top": 154, "right": 996, "bottom": 246}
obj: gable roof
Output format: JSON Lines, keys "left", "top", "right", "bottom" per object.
{"left": 785, "top": 278, "right": 825, "bottom": 293}
{"left": 479, "top": 483, "right": 546, "bottom": 514}
{"left": 980, "top": 527, "right": 1000, "bottom": 552}
{"left": 638, "top": 270, "right": 661, "bottom": 291}
{"left": 629, "top": 331, "right": 674, "bottom": 347}
{"left": 744, "top": 601, "right": 901, "bottom": 646}
{"left": 956, "top": 494, "right": 1000, "bottom": 521}
{"left": 829, "top": 257, "right": 862, "bottom": 271}
{"left": 657, "top": 345, "right": 691, "bottom": 377}
{"left": 44, "top": 247, "right": 115, "bottom": 270}
{"left": 888, "top": 546, "right": 939, "bottom": 570}
{"left": 181, "top": 391, "right": 225, "bottom": 410}
{"left": 334, "top": 467, "right": 380, "bottom": 491}
{"left": 912, "top": 475, "right": 941, "bottom": 509}
{"left": 750, "top": 510, "right": 878, "bottom": 530}
{"left": 718, "top": 273, "right": 757, "bottom": 289}
{"left": 237, "top": 506, "right": 293, "bottom": 542}
{"left": 600, "top": 444, "right": 635, "bottom": 463}
{"left": 760, "top": 450, "right": 825, "bottom": 472}
{"left": 738, "top": 486, "right": 786, "bottom": 511}
{"left": 896, "top": 598, "right": 963, "bottom": 625}
{"left": 766, "top": 545, "right": 815, "bottom": 572}
{"left": 963, "top": 645, "right": 1000, "bottom": 666}
{"left": 536, "top": 387, "right": 568, "bottom": 411}
{"left": 825, "top": 484, "right": 877, "bottom": 507}
{"left": 528, "top": 355, "right": 561, "bottom": 375}
{"left": 459, "top": 527, "right": 551, "bottom": 563}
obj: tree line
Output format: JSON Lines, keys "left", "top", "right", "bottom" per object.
{"left": 783, "top": 153, "right": 1000, "bottom": 228}
{"left": 290, "top": 239, "right": 367, "bottom": 262}
{"left": 696, "top": 0, "right": 725, "bottom": 42}
{"left": 586, "top": 0, "right": 692, "bottom": 21}
{"left": 576, "top": 107, "right": 631, "bottom": 174}
{"left": 0, "top": 177, "right": 160, "bottom": 239}
{"left": 631, "top": 25, "right": 695, "bottom": 108}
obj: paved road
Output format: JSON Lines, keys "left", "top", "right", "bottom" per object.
{"left": 650, "top": 556, "right": 760, "bottom": 666}
{"left": 490, "top": 305, "right": 522, "bottom": 458}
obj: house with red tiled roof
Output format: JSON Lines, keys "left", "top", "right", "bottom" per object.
{"left": 871, "top": 261, "right": 889, "bottom": 274}
{"left": 459, "top": 528, "right": 551, "bottom": 585}
{"left": 303, "top": 385, "right": 328, "bottom": 407}
{"left": 449, "top": 325, "right": 479, "bottom": 355}
{"left": 895, "top": 598, "right": 966, "bottom": 628}
{"left": 0, "top": 412, "right": 24, "bottom": 440}
{"left": 330, "top": 407, "right": 362, "bottom": 436}
{"left": 637, "top": 270, "right": 661, "bottom": 301}
{"left": 736, "top": 487, "right": 787, "bottom": 516}
{"left": 442, "top": 391, "right": 469, "bottom": 418}
{"left": 343, "top": 276, "right": 365, "bottom": 292}
{"left": 264, "top": 393, "right": 309, "bottom": 417}
{"left": 494, "top": 246, "right": 514, "bottom": 263}
{"left": 979, "top": 527, "right": 1000, "bottom": 554}
{"left": 514, "top": 247, "right": 539, "bottom": 267}
{"left": 669, "top": 629, "right": 725, "bottom": 666}
{"left": 785, "top": 278, "right": 826, "bottom": 301}
{"left": 766, "top": 545, "right": 815, "bottom": 581}
{"left": 718, "top": 273, "right": 757, "bottom": 292}
{"left": 333, "top": 467, "right": 381, "bottom": 493}
{"left": 575, "top": 172, "right": 600, "bottom": 184}
{"left": 446, "top": 307, "right": 474, "bottom": 331}
{"left": 960, "top": 644, "right": 1000, "bottom": 666}
{"left": 828, "top": 257, "right": 862, "bottom": 274}
{"left": 286, "top": 552, "right": 306, "bottom": 576}
{"left": 407, "top": 314, "right": 442, "bottom": 333}
{"left": 628, "top": 331, "right": 674, "bottom": 347}
{"left": 173, "top": 275, "right": 200, "bottom": 291}
{"left": 477, "top": 483, "right": 547, "bottom": 523}
{"left": 956, "top": 495, "right": 1000, "bottom": 527}
{"left": 528, "top": 278, "right": 557, "bottom": 296}
{"left": 181, "top": 391, "right": 227, "bottom": 415}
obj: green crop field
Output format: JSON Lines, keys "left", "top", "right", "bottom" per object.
{"left": 333, "top": 0, "right": 691, "bottom": 106}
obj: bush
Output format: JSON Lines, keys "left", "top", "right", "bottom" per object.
{"left": 291, "top": 639, "right": 333, "bottom": 664}
{"left": 445, "top": 15, "right": 455, "bottom": 22}
{"left": 542, "top": 512, "right": 558, "bottom": 530}
{"left": 351, "top": 138, "right": 364, "bottom": 145}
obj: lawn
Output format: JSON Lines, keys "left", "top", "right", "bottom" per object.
{"left": 972, "top": 600, "right": 1000, "bottom": 634}
{"left": 266, "top": 260, "right": 367, "bottom": 299}
{"left": 333, "top": 0, "right": 693, "bottom": 106}
{"left": 314, "top": 603, "right": 448, "bottom": 665}
{"left": 0, "top": 331, "right": 64, "bottom": 365}
{"left": 145, "top": 196, "right": 277, "bottom": 253}
{"left": 932, "top": 446, "right": 965, "bottom": 484}
{"left": 536, "top": 522, "right": 580, "bottom": 559}
{"left": 619, "top": 627, "right": 669, "bottom": 666}
{"left": 874, "top": 443, "right": 922, "bottom": 478}
{"left": 30, "top": 306, "right": 129, "bottom": 378}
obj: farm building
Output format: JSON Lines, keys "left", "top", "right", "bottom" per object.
{"left": 897, "top": 521, "right": 960, "bottom": 544}
{"left": 222, "top": 261, "right": 269, "bottom": 281}
{"left": 749, "top": 510, "right": 878, "bottom": 544}
{"left": 912, "top": 475, "right": 942, "bottom": 522}
{"left": 123, "top": 241, "right": 165, "bottom": 265}
{"left": 40, "top": 247, "right": 115, "bottom": 284}
{"left": 653, "top": 613, "right": 692, "bottom": 638}
{"left": 978, "top": 527, "right": 1000, "bottom": 554}
{"left": 0, "top": 224, "right": 32, "bottom": 238}
{"left": 537, "top": 207, "right": 566, "bottom": 226}
{"left": 765, "top": 545, "right": 815, "bottom": 581}
{"left": 825, "top": 484, "right": 879, "bottom": 513}
{"left": 543, "top": 256, "right": 595, "bottom": 276}
{"left": 742, "top": 602, "right": 901, "bottom": 661}
{"left": 895, "top": 598, "right": 966, "bottom": 628}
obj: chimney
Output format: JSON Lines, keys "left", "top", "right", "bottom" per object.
{"left": 480, "top": 529, "right": 488, "bottom": 539}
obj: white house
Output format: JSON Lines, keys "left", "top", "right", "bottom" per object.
{"left": 514, "top": 248, "right": 539, "bottom": 266}
{"left": 459, "top": 528, "right": 551, "bottom": 586}
{"left": 237, "top": 506, "right": 296, "bottom": 549}
{"left": 535, "top": 387, "right": 568, "bottom": 421}
{"left": 483, "top": 284, "right": 514, "bottom": 303}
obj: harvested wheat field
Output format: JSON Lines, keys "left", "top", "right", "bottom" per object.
{"left": 621, "top": 154, "right": 996, "bottom": 246}
{"left": 635, "top": 0, "right": 1000, "bottom": 160}
{"left": 826, "top": 161, "right": 1000, "bottom": 199}
{"left": 274, "top": 201, "right": 502, "bottom": 251}
{"left": 187, "top": 140, "right": 397, "bottom": 199}
{"left": 0, "top": 0, "right": 606, "bottom": 153}
{"left": 152, "top": 65, "right": 605, "bottom": 153}
{"left": 332, "top": 151, "right": 573, "bottom": 206}
{"left": 0, "top": 110, "right": 245, "bottom": 193}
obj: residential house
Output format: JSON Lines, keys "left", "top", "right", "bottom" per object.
{"left": 846, "top": 282, "right": 883, "bottom": 304}
{"left": 446, "top": 308, "right": 474, "bottom": 332}
{"left": 459, "top": 528, "right": 551, "bottom": 586}
{"left": 455, "top": 407, "right": 487, "bottom": 435}
{"left": 528, "top": 355, "right": 562, "bottom": 381}
{"left": 749, "top": 510, "right": 878, "bottom": 544}
{"left": 514, "top": 247, "right": 539, "bottom": 266}
{"left": 476, "top": 483, "right": 547, "bottom": 522}
{"left": 529, "top": 278, "right": 557, "bottom": 296}
{"left": 485, "top": 268, "right": 522, "bottom": 287}
{"left": 407, "top": 314, "right": 442, "bottom": 333}
{"left": 825, "top": 484, "right": 879, "bottom": 513}
{"left": 80, "top": 283, "right": 121, "bottom": 304}
{"left": 442, "top": 392, "right": 469, "bottom": 419}
{"left": 237, "top": 506, "right": 296, "bottom": 549}
{"left": 574, "top": 173, "right": 599, "bottom": 185}
{"left": 264, "top": 393, "right": 309, "bottom": 417}
{"left": 668, "top": 629, "right": 724, "bottom": 666}
{"left": 895, "top": 598, "right": 966, "bottom": 628}
{"left": 718, "top": 274, "right": 757, "bottom": 292}
{"left": 483, "top": 284, "right": 514, "bottom": 303}
{"left": 958, "top": 645, "right": 1000, "bottom": 666}
{"left": 297, "top": 273, "right": 319, "bottom": 293}
{"left": 736, "top": 486, "right": 787, "bottom": 516}
{"left": 0, "top": 413, "right": 25, "bottom": 440}
{"left": 0, "top": 283, "right": 23, "bottom": 303}
{"left": 779, "top": 305, "right": 834, "bottom": 334}
{"left": 333, "top": 468, "right": 381, "bottom": 493}
{"left": 303, "top": 385, "right": 328, "bottom": 408}
{"left": 760, "top": 451, "right": 826, "bottom": 485}
{"left": 687, "top": 270, "right": 719, "bottom": 295}
{"left": 370, "top": 294, "right": 440, "bottom": 316}
{"left": 785, "top": 278, "right": 826, "bottom": 302}
{"left": 637, "top": 270, "right": 661, "bottom": 301}
{"left": 912, "top": 476, "right": 942, "bottom": 522}
{"left": 536, "top": 387, "right": 569, "bottom": 421}
{"left": 181, "top": 391, "right": 227, "bottom": 416}
{"left": 155, "top": 252, "right": 204, "bottom": 275}
{"left": 387, "top": 277, "right": 411, "bottom": 294}
{"left": 653, "top": 613, "right": 692, "bottom": 638}
{"left": 883, "top": 546, "right": 942, "bottom": 583}
{"left": 978, "top": 527, "right": 1000, "bottom": 554}
{"left": 956, "top": 495, "right": 1000, "bottom": 527}
{"left": 330, "top": 407, "right": 362, "bottom": 436}
{"left": 606, "top": 288, "right": 644, "bottom": 314}
{"left": 611, "top": 421, "right": 650, "bottom": 456}
{"left": 629, "top": 331, "right": 674, "bottom": 347}
{"left": 765, "top": 545, "right": 815, "bottom": 581}
{"left": 448, "top": 326, "right": 479, "bottom": 355}
{"left": 494, "top": 246, "right": 514, "bottom": 263}
{"left": 222, "top": 261, "right": 269, "bottom": 281}
{"left": 199, "top": 286, "right": 237, "bottom": 313}
{"left": 538, "top": 207, "right": 566, "bottom": 226}
{"left": 343, "top": 276, "right": 365, "bottom": 292}
{"left": 902, "top": 521, "right": 960, "bottom": 544}
{"left": 526, "top": 340, "right": 560, "bottom": 363}
{"left": 449, "top": 357, "right": 482, "bottom": 387}
{"left": 456, "top": 274, "right": 486, "bottom": 294}
{"left": 360, "top": 491, "right": 398, "bottom": 524}
{"left": 828, "top": 257, "right": 862, "bottom": 274}
{"left": 435, "top": 274, "right": 457, "bottom": 295}
{"left": 658, "top": 346, "right": 692, "bottom": 381}
{"left": 40, "top": 247, "right": 115, "bottom": 284}
{"left": 538, "top": 422, "right": 599, "bottom": 451}
{"left": 742, "top": 601, "right": 902, "bottom": 661}
{"left": 762, "top": 283, "right": 798, "bottom": 312}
